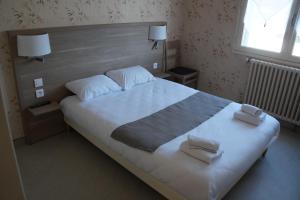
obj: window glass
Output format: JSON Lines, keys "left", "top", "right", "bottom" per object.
{"left": 241, "top": 0, "right": 293, "bottom": 53}
{"left": 292, "top": 18, "right": 300, "bottom": 57}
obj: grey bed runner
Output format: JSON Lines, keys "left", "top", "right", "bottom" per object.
{"left": 111, "top": 91, "right": 231, "bottom": 153}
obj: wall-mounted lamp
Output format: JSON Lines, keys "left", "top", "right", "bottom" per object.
{"left": 17, "top": 33, "right": 51, "bottom": 63}
{"left": 149, "top": 25, "right": 168, "bottom": 72}
{"left": 149, "top": 25, "right": 167, "bottom": 50}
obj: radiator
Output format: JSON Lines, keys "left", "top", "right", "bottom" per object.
{"left": 244, "top": 59, "right": 300, "bottom": 125}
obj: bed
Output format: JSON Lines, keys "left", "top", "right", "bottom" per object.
{"left": 60, "top": 78, "right": 280, "bottom": 200}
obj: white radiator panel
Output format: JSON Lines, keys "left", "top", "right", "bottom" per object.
{"left": 244, "top": 59, "right": 300, "bottom": 125}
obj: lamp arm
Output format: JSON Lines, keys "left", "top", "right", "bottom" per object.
{"left": 152, "top": 41, "right": 159, "bottom": 50}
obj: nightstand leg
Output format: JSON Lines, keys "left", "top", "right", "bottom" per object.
{"left": 66, "top": 124, "right": 71, "bottom": 135}
{"left": 262, "top": 149, "right": 268, "bottom": 158}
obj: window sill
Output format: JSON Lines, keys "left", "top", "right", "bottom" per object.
{"left": 232, "top": 47, "right": 300, "bottom": 69}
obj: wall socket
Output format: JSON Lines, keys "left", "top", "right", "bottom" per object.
{"left": 35, "top": 89, "right": 45, "bottom": 98}
{"left": 34, "top": 78, "right": 43, "bottom": 88}
{"left": 153, "top": 63, "right": 159, "bottom": 69}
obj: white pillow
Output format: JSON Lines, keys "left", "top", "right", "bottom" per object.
{"left": 106, "top": 66, "right": 155, "bottom": 90}
{"left": 65, "top": 75, "right": 121, "bottom": 101}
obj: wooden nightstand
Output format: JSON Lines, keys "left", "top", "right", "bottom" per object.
{"left": 168, "top": 67, "right": 199, "bottom": 89}
{"left": 24, "top": 102, "right": 65, "bottom": 144}
{"left": 154, "top": 72, "right": 173, "bottom": 81}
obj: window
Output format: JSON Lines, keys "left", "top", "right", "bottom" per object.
{"left": 292, "top": 19, "right": 300, "bottom": 56}
{"left": 234, "top": 0, "right": 300, "bottom": 64}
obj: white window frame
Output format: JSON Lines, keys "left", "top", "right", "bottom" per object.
{"left": 233, "top": 0, "right": 300, "bottom": 67}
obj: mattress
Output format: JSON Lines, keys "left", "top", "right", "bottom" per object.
{"left": 60, "top": 78, "right": 280, "bottom": 200}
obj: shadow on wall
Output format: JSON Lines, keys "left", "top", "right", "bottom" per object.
{"left": 0, "top": 63, "right": 26, "bottom": 200}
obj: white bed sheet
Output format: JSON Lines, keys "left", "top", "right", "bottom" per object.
{"left": 60, "top": 78, "right": 280, "bottom": 200}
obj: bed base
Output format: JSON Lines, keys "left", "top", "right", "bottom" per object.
{"left": 64, "top": 117, "right": 187, "bottom": 200}
{"left": 64, "top": 117, "right": 277, "bottom": 200}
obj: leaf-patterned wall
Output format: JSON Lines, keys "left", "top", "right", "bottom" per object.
{"left": 0, "top": 0, "right": 185, "bottom": 139}
{"left": 181, "top": 0, "right": 249, "bottom": 101}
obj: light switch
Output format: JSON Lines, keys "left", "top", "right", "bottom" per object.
{"left": 34, "top": 78, "right": 43, "bottom": 88}
{"left": 153, "top": 63, "right": 159, "bottom": 69}
{"left": 35, "top": 89, "right": 45, "bottom": 98}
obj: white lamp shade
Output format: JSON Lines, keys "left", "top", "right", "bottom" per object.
{"left": 149, "top": 26, "right": 167, "bottom": 41}
{"left": 17, "top": 34, "right": 51, "bottom": 57}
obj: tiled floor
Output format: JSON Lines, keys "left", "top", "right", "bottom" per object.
{"left": 15, "top": 127, "right": 300, "bottom": 200}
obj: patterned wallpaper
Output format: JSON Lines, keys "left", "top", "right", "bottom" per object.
{"left": 181, "top": 0, "right": 248, "bottom": 101}
{"left": 0, "top": 0, "right": 249, "bottom": 139}
{"left": 0, "top": 0, "right": 185, "bottom": 139}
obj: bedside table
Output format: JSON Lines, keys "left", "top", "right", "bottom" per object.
{"left": 153, "top": 72, "right": 173, "bottom": 81}
{"left": 24, "top": 102, "right": 65, "bottom": 144}
{"left": 168, "top": 67, "right": 198, "bottom": 89}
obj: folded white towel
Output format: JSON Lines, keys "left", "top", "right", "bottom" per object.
{"left": 180, "top": 141, "right": 223, "bottom": 164}
{"left": 241, "top": 104, "right": 263, "bottom": 117}
{"left": 234, "top": 111, "right": 266, "bottom": 126}
{"left": 188, "top": 135, "right": 220, "bottom": 153}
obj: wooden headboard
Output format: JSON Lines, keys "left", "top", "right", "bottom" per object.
{"left": 8, "top": 22, "right": 167, "bottom": 111}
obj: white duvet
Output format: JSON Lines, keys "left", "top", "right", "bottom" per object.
{"left": 60, "top": 78, "right": 280, "bottom": 200}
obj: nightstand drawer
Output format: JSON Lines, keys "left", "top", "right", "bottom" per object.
{"left": 24, "top": 102, "right": 65, "bottom": 144}
{"left": 26, "top": 111, "right": 65, "bottom": 144}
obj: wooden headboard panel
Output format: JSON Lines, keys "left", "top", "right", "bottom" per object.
{"left": 8, "top": 22, "right": 167, "bottom": 110}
